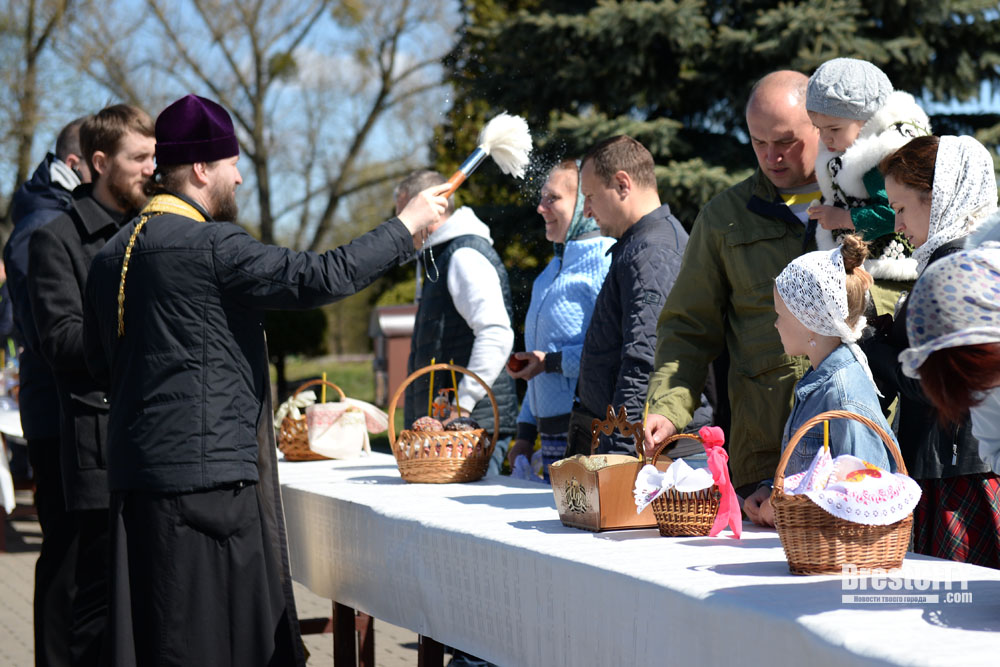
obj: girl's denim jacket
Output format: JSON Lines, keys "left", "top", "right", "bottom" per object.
{"left": 780, "top": 344, "right": 898, "bottom": 477}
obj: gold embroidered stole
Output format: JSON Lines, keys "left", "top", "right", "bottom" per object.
{"left": 117, "top": 194, "right": 206, "bottom": 336}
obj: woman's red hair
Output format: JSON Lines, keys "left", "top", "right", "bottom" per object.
{"left": 919, "top": 343, "right": 1000, "bottom": 424}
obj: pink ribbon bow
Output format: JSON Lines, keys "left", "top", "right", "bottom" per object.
{"left": 699, "top": 426, "right": 742, "bottom": 538}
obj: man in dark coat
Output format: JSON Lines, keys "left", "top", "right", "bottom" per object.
{"left": 28, "top": 104, "right": 155, "bottom": 666}
{"left": 82, "top": 94, "right": 448, "bottom": 667}
{"left": 567, "top": 135, "right": 703, "bottom": 455}
{"left": 3, "top": 117, "right": 90, "bottom": 667}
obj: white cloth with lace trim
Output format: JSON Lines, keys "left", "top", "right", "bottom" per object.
{"left": 774, "top": 247, "right": 878, "bottom": 393}
{"left": 785, "top": 450, "right": 921, "bottom": 525}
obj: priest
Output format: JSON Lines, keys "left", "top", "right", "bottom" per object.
{"left": 83, "top": 94, "right": 448, "bottom": 666}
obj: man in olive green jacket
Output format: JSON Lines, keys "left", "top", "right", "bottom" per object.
{"left": 644, "top": 71, "right": 819, "bottom": 516}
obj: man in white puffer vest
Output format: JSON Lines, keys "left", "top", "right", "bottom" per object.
{"left": 805, "top": 57, "right": 931, "bottom": 315}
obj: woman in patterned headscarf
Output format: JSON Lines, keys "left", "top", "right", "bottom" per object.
{"left": 865, "top": 135, "right": 1000, "bottom": 567}
{"left": 901, "top": 244, "right": 1000, "bottom": 473}
{"left": 505, "top": 160, "right": 614, "bottom": 479}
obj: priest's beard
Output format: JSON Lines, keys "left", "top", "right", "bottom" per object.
{"left": 210, "top": 180, "right": 239, "bottom": 222}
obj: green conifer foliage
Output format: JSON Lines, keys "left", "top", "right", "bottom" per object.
{"left": 437, "top": 0, "right": 1000, "bottom": 230}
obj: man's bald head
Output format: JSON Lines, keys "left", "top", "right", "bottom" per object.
{"left": 746, "top": 70, "right": 809, "bottom": 116}
{"left": 745, "top": 70, "right": 818, "bottom": 189}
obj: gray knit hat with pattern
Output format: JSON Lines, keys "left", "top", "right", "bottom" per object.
{"left": 806, "top": 58, "right": 893, "bottom": 121}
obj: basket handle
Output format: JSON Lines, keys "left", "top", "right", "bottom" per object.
{"left": 589, "top": 405, "right": 646, "bottom": 461}
{"left": 631, "top": 432, "right": 701, "bottom": 487}
{"left": 386, "top": 363, "right": 500, "bottom": 460}
{"left": 772, "top": 409, "right": 907, "bottom": 495}
{"left": 291, "top": 378, "right": 346, "bottom": 402}
{"left": 649, "top": 432, "right": 703, "bottom": 467}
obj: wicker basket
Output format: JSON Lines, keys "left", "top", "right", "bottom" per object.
{"left": 277, "top": 379, "right": 346, "bottom": 462}
{"left": 646, "top": 433, "right": 720, "bottom": 537}
{"left": 771, "top": 409, "right": 912, "bottom": 575}
{"left": 387, "top": 363, "right": 498, "bottom": 484}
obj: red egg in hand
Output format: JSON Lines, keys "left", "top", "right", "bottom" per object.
{"left": 507, "top": 353, "right": 528, "bottom": 372}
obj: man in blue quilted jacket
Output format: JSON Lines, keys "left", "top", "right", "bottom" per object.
{"left": 82, "top": 94, "right": 448, "bottom": 667}
{"left": 567, "top": 135, "right": 695, "bottom": 455}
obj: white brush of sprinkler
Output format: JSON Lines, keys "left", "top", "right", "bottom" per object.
{"left": 443, "top": 113, "right": 532, "bottom": 197}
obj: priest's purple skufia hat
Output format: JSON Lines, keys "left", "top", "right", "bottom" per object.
{"left": 154, "top": 94, "right": 239, "bottom": 165}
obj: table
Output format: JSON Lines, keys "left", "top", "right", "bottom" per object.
{"left": 280, "top": 454, "right": 1000, "bottom": 667}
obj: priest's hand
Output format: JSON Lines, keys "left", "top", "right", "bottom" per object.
{"left": 397, "top": 183, "right": 451, "bottom": 242}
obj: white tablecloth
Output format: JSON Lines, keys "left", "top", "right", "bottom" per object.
{"left": 280, "top": 454, "right": 1000, "bottom": 667}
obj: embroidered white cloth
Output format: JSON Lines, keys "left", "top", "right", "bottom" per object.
{"left": 306, "top": 405, "right": 371, "bottom": 459}
{"left": 275, "top": 390, "right": 389, "bottom": 433}
{"left": 633, "top": 460, "right": 714, "bottom": 513}
{"left": 900, "top": 247, "right": 1000, "bottom": 378}
{"left": 914, "top": 135, "right": 998, "bottom": 273}
{"left": 774, "top": 247, "right": 878, "bottom": 393}
{"left": 785, "top": 451, "right": 920, "bottom": 525}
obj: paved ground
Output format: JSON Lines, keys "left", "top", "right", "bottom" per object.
{"left": 1, "top": 490, "right": 421, "bottom": 666}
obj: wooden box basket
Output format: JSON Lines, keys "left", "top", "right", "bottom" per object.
{"left": 646, "top": 433, "right": 720, "bottom": 537}
{"left": 771, "top": 410, "right": 913, "bottom": 575}
{"left": 387, "top": 363, "right": 498, "bottom": 484}
{"left": 550, "top": 406, "right": 671, "bottom": 532}
{"left": 277, "top": 379, "right": 346, "bottom": 462}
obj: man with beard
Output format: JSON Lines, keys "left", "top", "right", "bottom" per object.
{"left": 81, "top": 94, "right": 448, "bottom": 667}
{"left": 28, "top": 104, "right": 155, "bottom": 665}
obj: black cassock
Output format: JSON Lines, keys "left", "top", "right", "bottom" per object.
{"left": 107, "top": 391, "right": 305, "bottom": 667}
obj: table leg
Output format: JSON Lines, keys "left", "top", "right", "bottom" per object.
{"left": 333, "top": 601, "right": 356, "bottom": 666}
{"left": 417, "top": 635, "right": 444, "bottom": 667}
{"left": 356, "top": 612, "right": 374, "bottom": 667}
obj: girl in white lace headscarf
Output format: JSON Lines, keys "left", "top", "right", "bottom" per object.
{"left": 745, "top": 236, "right": 897, "bottom": 526}
{"left": 774, "top": 237, "right": 879, "bottom": 392}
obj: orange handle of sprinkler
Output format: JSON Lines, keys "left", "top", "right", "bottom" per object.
{"left": 442, "top": 146, "right": 488, "bottom": 198}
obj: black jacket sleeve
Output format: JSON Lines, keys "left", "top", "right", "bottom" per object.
{"left": 82, "top": 277, "right": 110, "bottom": 387}
{"left": 212, "top": 218, "right": 415, "bottom": 309}
{"left": 28, "top": 222, "right": 88, "bottom": 373}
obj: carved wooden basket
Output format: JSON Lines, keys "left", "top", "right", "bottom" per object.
{"left": 549, "top": 406, "right": 671, "bottom": 532}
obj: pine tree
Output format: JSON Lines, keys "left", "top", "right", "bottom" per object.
{"left": 438, "top": 0, "right": 1000, "bottom": 231}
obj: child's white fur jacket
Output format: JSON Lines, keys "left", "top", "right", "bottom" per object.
{"left": 814, "top": 91, "right": 931, "bottom": 280}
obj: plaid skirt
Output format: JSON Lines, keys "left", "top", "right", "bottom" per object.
{"left": 911, "top": 473, "right": 1000, "bottom": 569}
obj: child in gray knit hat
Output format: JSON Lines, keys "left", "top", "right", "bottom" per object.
{"left": 805, "top": 57, "right": 931, "bottom": 296}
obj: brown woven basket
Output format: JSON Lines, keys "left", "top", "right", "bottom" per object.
{"left": 646, "top": 433, "right": 720, "bottom": 537}
{"left": 771, "top": 409, "right": 912, "bottom": 575}
{"left": 388, "top": 363, "right": 498, "bottom": 483}
{"left": 277, "top": 379, "right": 346, "bottom": 461}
